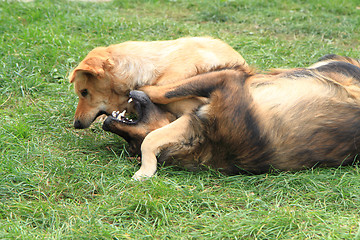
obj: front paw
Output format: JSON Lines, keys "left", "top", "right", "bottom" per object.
{"left": 138, "top": 85, "right": 153, "bottom": 93}
{"left": 137, "top": 86, "right": 158, "bottom": 101}
{"left": 132, "top": 168, "right": 156, "bottom": 181}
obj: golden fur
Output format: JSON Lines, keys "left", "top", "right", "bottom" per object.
{"left": 102, "top": 54, "right": 360, "bottom": 180}
{"left": 69, "top": 37, "right": 247, "bottom": 130}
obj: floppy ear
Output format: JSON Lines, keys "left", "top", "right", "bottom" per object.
{"left": 69, "top": 57, "right": 115, "bottom": 83}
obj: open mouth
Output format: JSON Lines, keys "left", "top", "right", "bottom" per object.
{"left": 93, "top": 110, "right": 108, "bottom": 121}
{"left": 110, "top": 96, "right": 142, "bottom": 125}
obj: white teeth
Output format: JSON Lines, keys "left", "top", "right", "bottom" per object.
{"left": 112, "top": 110, "right": 127, "bottom": 120}
{"left": 128, "top": 98, "right": 133, "bottom": 103}
{"left": 111, "top": 109, "right": 134, "bottom": 123}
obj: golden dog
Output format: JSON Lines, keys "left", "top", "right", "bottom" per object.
{"left": 69, "top": 37, "right": 247, "bottom": 135}
{"left": 103, "top": 54, "right": 360, "bottom": 180}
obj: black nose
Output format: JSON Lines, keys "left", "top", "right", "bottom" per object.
{"left": 74, "top": 120, "right": 85, "bottom": 129}
{"left": 102, "top": 117, "right": 112, "bottom": 131}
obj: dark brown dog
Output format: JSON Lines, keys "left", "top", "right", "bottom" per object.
{"left": 103, "top": 54, "right": 360, "bottom": 180}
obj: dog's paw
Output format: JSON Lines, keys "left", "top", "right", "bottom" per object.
{"left": 137, "top": 86, "right": 160, "bottom": 102}
{"left": 132, "top": 169, "right": 156, "bottom": 181}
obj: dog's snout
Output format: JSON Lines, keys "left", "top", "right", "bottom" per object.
{"left": 74, "top": 119, "right": 85, "bottom": 129}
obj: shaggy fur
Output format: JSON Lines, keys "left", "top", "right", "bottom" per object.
{"left": 103, "top": 54, "right": 360, "bottom": 180}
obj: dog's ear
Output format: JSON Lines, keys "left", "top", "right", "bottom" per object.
{"left": 69, "top": 57, "right": 115, "bottom": 83}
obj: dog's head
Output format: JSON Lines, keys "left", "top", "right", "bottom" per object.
{"left": 102, "top": 90, "right": 175, "bottom": 155}
{"left": 69, "top": 47, "right": 133, "bottom": 129}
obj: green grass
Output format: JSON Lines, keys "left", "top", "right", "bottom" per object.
{"left": 1, "top": 0, "right": 360, "bottom": 238}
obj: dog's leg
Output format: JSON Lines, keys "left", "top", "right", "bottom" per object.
{"left": 132, "top": 114, "right": 191, "bottom": 180}
{"left": 140, "top": 68, "right": 248, "bottom": 104}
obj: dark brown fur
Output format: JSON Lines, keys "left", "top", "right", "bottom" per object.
{"left": 103, "top": 55, "right": 360, "bottom": 179}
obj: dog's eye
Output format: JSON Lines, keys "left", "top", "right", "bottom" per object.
{"left": 80, "top": 89, "right": 88, "bottom": 97}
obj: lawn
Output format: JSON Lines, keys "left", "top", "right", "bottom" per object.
{"left": 1, "top": 0, "right": 360, "bottom": 239}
